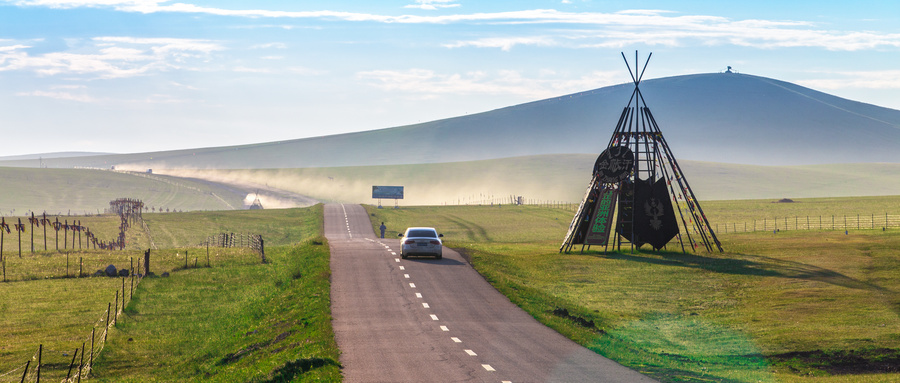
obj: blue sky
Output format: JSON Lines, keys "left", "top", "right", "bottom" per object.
{"left": 1, "top": 0, "right": 899, "bottom": 156}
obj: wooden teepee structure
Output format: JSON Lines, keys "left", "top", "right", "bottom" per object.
{"left": 561, "top": 52, "right": 723, "bottom": 254}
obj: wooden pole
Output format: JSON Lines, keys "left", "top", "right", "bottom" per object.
{"left": 144, "top": 249, "right": 150, "bottom": 275}
{"left": 18, "top": 218, "right": 22, "bottom": 258}
{"left": 30, "top": 213, "right": 34, "bottom": 254}
{"left": 19, "top": 360, "right": 29, "bottom": 383}
{"left": 78, "top": 342, "right": 85, "bottom": 383}
{"left": 43, "top": 213, "right": 47, "bottom": 251}
{"left": 90, "top": 328, "right": 95, "bottom": 377}
{"left": 36, "top": 344, "right": 41, "bottom": 383}
{"left": 104, "top": 303, "right": 111, "bottom": 342}
{"left": 65, "top": 348, "right": 79, "bottom": 381}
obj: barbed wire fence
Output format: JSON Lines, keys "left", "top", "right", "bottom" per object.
{"left": 200, "top": 232, "right": 266, "bottom": 264}
{"left": 1, "top": 262, "right": 145, "bottom": 383}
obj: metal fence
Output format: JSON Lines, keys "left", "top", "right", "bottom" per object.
{"left": 714, "top": 213, "right": 900, "bottom": 234}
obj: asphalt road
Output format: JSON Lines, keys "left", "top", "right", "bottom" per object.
{"left": 327, "top": 203, "right": 656, "bottom": 383}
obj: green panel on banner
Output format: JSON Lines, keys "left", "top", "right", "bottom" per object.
{"left": 584, "top": 187, "right": 617, "bottom": 246}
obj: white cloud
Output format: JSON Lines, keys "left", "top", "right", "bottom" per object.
{"left": 356, "top": 68, "right": 621, "bottom": 99}
{"left": 404, "top": 0, "right": 460, "bottom": 10}
{"left": 0, "top": 37, "right": 223, "bottom": 78}
{"left": 443, "top": 36, "right": 556, "bottom": 51}
{"left": 5, "top": 2, "right": 900, "bottom": 52}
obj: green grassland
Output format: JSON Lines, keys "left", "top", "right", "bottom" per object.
{"left": 0, "top": 167, "right": 248, "bottom": 215}
{"left": 158, "top": 155, "right": 900, "bottom": 206}
{"left": 366, "top": 200, "right": 900, "bottom": 382}
{"left": 1, "top": 205, "right": 339, "bottom": 382}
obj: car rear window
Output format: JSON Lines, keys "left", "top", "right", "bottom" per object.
{"left": 407, "top": 229, "right": 437, "bottom": 238}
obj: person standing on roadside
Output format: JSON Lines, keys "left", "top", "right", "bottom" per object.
{"left": 379, "top": 222, "right": 386, "bottom": 239}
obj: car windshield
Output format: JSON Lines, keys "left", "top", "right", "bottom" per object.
{"left": 407, "top": 229, "right": 437, "bottom": 238}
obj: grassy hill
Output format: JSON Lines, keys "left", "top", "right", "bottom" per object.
{"left": 2, "top": 73, "right": 899, "bottom": 171}
{"left": 0, "top": 167, "right": 254, "bottom": 214}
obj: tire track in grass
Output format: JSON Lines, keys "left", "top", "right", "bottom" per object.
{"left": 443, "top": 214, "right": 492, "bottom": 243}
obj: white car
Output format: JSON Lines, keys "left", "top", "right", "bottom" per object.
{"left": 399, "top": 227, "right": 443, "bottom": 259}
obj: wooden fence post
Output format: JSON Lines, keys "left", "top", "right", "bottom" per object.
{"left": 36, "top": 344, "right": 41, "bottom": 383}
{"left": 65, "top": 347, "right": 79, "bottom": 381}
{"left": 104, "top": 303, "right": 111, "bottom": 342}
{"left": 20, "top": 360, "right": 29, "bottom": 383}
{"left": 89, "top": 328, "right": 95, "bottom": 378}
{"left": 144, "top": 248, "right": 150, "bottom": 275}
{"left": 78, "top": 342, "right": 85, "bottom": 383}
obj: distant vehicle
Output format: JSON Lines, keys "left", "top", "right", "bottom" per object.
{"left": 399, "top": 227, "right": 443, "bottom": 259}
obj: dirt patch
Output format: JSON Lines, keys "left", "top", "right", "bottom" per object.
{"left": 774, "top": 198, "right": 796, "bottom": 203}
{"left": 551, "top": 307, "right": 603, "bottom": 332}
{"left": 769, "top": 348, "right": 900, "bottom": 375}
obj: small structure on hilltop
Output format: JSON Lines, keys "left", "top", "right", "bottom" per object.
{"left": 560, "top": 52, "right": 723, "bottom": 254}
{"left": 249, "top": 192, "right": 264, "bottom": 210}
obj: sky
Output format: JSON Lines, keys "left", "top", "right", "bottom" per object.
{"left": 1, "top": 0, "right": 899, "bottom": 157}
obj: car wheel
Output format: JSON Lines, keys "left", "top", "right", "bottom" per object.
{"left": 435, "top": 254, "right": 442, "bottom": 260}
{"left": 401, "top": 253, "right": 408, "bottom": 259}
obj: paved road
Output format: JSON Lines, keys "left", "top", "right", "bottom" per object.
{"left": 327, "top": 204, "right": 656, "bottom": 383}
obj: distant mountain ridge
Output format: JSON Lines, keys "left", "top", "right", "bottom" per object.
{"left": 3, "top": 72, "right": 899, "bottom": 169}
{"left": 0, "top": 152, "right": 114, "bottom": 161}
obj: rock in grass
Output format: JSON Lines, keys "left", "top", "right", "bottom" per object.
{"left": 118, "top": 269, "right": 129, "bottom": 277}
{"left": 105, "top": 265, "right": 117, "bottom": 277}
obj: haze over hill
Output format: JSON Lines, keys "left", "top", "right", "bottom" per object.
{"left": 3, "top": 72, "right": 899, "bottom": 171}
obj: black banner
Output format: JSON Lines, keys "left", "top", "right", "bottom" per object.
{"left": 618, "top": 178, "right": 679, "bottom": 250}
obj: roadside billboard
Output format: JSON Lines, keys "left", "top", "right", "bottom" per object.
{"left": 372, "top": 186, "right": 404, "bottom": 199}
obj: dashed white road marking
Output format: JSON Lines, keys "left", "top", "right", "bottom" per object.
{"left": 415, "top": 293, "right": 422, "bottom": 298}
{"left": 395, "top": 258, "right": 400, "bottom": 262}
{"left": 409, "top": 283, "right": 416, "bottom": 288}
{"left": 430, "top": 314, "right": 439, "bottom": 321}
{"left": 451, "top": 337, "right": 461, "bottom": 343}
{"left": 422, "top": 303, "right": 430, "bottom": 308}
{"left": 440, "top": 326, "right": 449, "bottom": 331}
{"left": 465, "top": 349, "right": 477, "bottom": 356}
{"left": 404, "top": 274, "right": 410, "bottom": 279}
{"left": 399, "top": 266, "right": 405, "bottom": 270}
{"left": 391, "top": 252, "right": 397, "bottom": 255}
{"left": 482, "top": 364, "right": 495, "bottom": 371}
